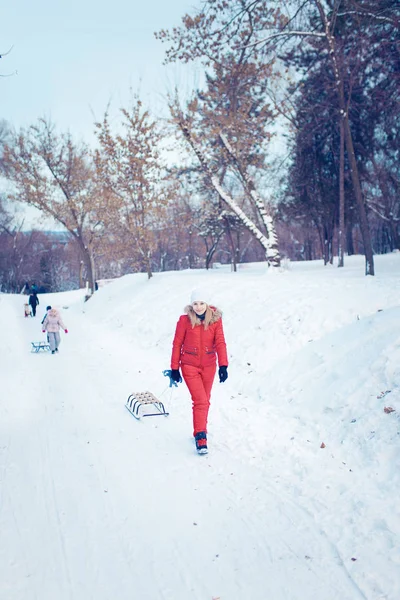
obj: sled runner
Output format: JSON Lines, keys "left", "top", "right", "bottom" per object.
{"left": 125, "top": 391, "right": 169, "bottom": 420}
{"left": 31, "top": 341, "right": 51, "bottom": 353}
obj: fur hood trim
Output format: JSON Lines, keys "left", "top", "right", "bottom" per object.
{"left": 184, "top": 304, "right": 222, "bottom": 325}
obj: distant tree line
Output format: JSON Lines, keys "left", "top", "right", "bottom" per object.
{"left": 0, "top": 1, "right": 399, "bottom": 293}
{"left": 0, "top": 195, "right": 267, "bottom": 293}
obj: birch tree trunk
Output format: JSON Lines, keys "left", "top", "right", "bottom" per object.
{"left": 219, "top": 133, "right": 280, "bottom": 267}
{"left": 176, "top": 118, "right": 278, "bottom": 267}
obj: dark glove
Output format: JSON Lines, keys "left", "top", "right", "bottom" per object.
{"left": 170, "top": 369, "right": 182, "bottom": 383}
{"left": 64, "top": 329, "right": 68, "bottom": 333}
{"left": 219, "top": 366, "right": 228, "bottom": 383}
{"left": 162, "top": 369, "right": 182, "bottom": 387}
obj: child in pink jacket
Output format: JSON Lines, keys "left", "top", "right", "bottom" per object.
{"left": 42, "top": 308, "right": 68, "bottom": 354}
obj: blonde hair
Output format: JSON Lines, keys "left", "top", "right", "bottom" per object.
{"left": 187, "top": 305, "right": 214, "bottom": 330}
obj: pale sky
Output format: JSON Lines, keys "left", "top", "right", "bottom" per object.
{"left": 1, "top": 0, "right": 200, "bottom": 143}
{"left": 1, "top": 0, "right": 287, "bottom": 230}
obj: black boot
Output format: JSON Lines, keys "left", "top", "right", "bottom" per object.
{"left": 194, "top": 431, "right": 208, "bottom": 455}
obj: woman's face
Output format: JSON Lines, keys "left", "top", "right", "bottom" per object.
{"left": 192, "top": 301, "right": 207, "bottom": 315}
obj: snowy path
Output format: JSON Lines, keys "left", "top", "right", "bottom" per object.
{"left": 0, "top": 292, "right": 372, "bottom": 599}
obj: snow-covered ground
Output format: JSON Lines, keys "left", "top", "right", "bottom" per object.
{"left": 1, "top": 254, "right": 400, "bottom": 600}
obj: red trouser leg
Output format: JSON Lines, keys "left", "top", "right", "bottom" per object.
{"left": 182, "top": 364, "right": 216, "bottom": 436}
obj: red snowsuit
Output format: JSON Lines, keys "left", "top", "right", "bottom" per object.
{"left": 171, "top": 306, "right": 228, "bottom": 436}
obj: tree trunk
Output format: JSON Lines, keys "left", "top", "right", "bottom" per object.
{"left": 219, "top": 133, "right": 281, "bottom": 267}
{"left": 338, "top": 118, "right": 345, "bottom": 267}
{"left": 79, "top": 260, "right": 85, "bottom": 288}
{"left": 77, "top": 240, "right": 95, "bottom": 296}
{"left": 177, "top": 119, "right": 275, "bottom": 266}
{"left": 315, "top": 0, "right": 374, "bottom": 276}
{"left": 204, "top": 237, "right": 221, "bottom": 269}
{"left": 89, "top": 252, "right": 96, "bottom": 293}
{"left": 346, "top": 224, "right": 355, "bottom": 255}
{"left": 224, "top": 217, "right": 237, "bottom": 272}
{"left": 146, "top": 252, "right": 153, "bottom": 279}
{"left": 315, "top": 221, "right": 324, "bottom": 260}
{"left": 304, "top": 238, "right": 313, "bottom": 261}
{"left": 188, "top": 229, "right": 193, "bottom": 269}
{"left": 323, "top": 225, "right": 333, "bottom": 265}
{"left": 343, "top": 117, "right": 374, "bottom": 274}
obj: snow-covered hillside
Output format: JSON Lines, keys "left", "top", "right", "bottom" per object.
{"left": 1, "top": 254, "right": 399, "bottom": 600}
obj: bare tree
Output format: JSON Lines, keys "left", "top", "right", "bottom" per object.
{"left": 3, "top": 119, "right": 104, "bottom": 294}
{"left": 157, "top": 0, "right": 400, "bottom": 275}
{"left": 94, "top": 97, "right": 172, "bottom": 279}
{"left": 158, "top": 3, "right": 283, "bottom": 267}
{"left": 171, "top": 100, "right": 280, "bottom": 266}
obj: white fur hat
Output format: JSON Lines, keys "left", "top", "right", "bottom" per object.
{"left": 190, "top": 287, "right": 211, "bottom": 305}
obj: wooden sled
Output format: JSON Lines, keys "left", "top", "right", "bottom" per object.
{"left": 125, "top": 391, "right": 169, "bottom": 420}
{"left": 31, "top": 341, "right": 51, "bottom": 353}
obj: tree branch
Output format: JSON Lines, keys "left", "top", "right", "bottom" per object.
{"left": 337, "top": 11, "right": 398, "bottom": 25}
{"left": 242, "top": 30, "right": 326, "bottom": 49}
{"left": 0, "top": 45, "right": 14, "bottom": 58}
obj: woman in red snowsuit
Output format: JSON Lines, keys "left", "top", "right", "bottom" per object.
{"left": 170, "top": 288, "right": 228, "bottom": 454}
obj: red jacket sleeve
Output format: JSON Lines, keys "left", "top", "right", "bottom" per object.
{"left": 171, "top": 316, "right": 188, "bottom": 370}
{"left": 215, "top": 319, "right": 228, "bottom": 366}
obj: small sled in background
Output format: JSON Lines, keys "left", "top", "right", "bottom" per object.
{"left": 125, "top": 391, "right": 169, "bottom": 420}
{"left": 31, "top": 341, "right": 51, "bottom": 353}
{"left": 24, "top": 304, "right": 32, "bottom": 317}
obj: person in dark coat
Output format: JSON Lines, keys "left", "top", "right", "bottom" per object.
{"left": 28, "top": 292, "right": 40, "bottom": 317}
